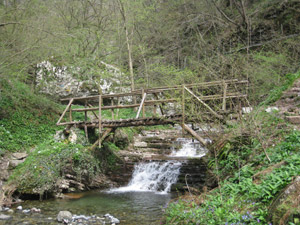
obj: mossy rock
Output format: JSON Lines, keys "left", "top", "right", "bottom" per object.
{"left": 113, "top": 129, "right": 129, "bottom": 149}
{"left": 268, "top": 176, "right": 300, "bottom": 225}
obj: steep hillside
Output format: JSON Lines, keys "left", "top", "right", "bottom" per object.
{"left": 165, "top": 74, "right": 300, "bottom": 225}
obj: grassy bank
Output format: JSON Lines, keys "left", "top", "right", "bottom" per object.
{"left": 164, "top": 73, "right": 300, "bottom": 225}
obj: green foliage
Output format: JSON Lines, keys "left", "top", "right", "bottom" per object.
{"left": 165, "top": 128, "right": 300, "bottom": 224}
{"left": 260, "top": 71, "right": 300, "bottom": 106}
{"left": 9, "top": 140, "right": 101, "bottom": 195}
{"left": 0, "top": 76, "right": 59, "bottom": 152}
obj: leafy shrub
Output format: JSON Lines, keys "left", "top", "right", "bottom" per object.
{"left": 9, "top": 140, "right": 101, "bottom": 196}
{"left": 165, "top": 130, "right": 300, "bottom": 225}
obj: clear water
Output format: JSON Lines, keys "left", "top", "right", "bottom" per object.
{"left": 7, "top": 191, "right": 172, "bottom": 225}
{"left": 3, "top": 138, "right": 206, "bottom": 224}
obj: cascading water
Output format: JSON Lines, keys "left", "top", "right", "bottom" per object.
{"left": 109, "top": 138, "right": 207, "bottom": 194}
{"left": 109, "top": 161, "right": 182, "bottom": 194}
{"left": 171, "top": 138, "right": 208, "bottom": 158}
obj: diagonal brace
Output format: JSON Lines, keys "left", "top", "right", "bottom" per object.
{"left": 184, "top": 87, "right": 223, "bottom": 119}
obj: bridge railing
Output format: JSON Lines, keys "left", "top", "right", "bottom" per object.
{"left": 57, "top": 79, "right": 248, "bottom": 127}
{"left": 56, "top": 79, "right": 249, "bottom": 147}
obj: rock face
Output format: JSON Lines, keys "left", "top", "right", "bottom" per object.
{"left": 109, "top": 129, "right": 216, "bottom": 192}
{"left": 35, "top": 61, "right": 129, "bottom": 98}
{"left": 54, "top": 127, "right": 89, "bottom": 145}
{"left": 57, "top": 211, "right": 72, "bottom": 223}
{"left": 268, "top": 176, "right": 300, "bottom": 225}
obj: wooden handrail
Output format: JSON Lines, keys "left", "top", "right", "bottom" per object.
{"left": 60, "top": 79, "right": 248, "bottom": 102}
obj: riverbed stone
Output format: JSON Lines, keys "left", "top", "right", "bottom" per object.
{"left": 7, "top": 209, "right": 14, "bottom": 213}
{"left": 22, "top": 209, "right": 30, "bottom": 214}
{"left": 0, "top": 214, "right": 12, "bottom": 220}
{"left": 12, "top": 152, "right": 28, "bottom": 160}
{"left": 57, "top": 211, "right": 73, "bottom": 223}
{"left": 31, "top": 208, "right": 41, "bottom": 213}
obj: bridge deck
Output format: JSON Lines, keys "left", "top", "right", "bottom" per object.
{"left": 58, "top": 114, "right": 182, "bottom": 128}
{"left": 57, "top": 80, "right": 249, "bottom": 147}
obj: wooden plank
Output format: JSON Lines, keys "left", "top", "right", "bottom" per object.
{"left": 69, "top": 107, "right": 72, "bottom": 122}
{"left": 181, "top": 123, "right": 207, "bottom": 146}
{"left": 84, "top": 125, "right": 88, "bottom": 140}
{"left": 222, "top": 81, "right": 228, "bottom": 111}
{"left": 111, "top": 98, "right": 114, "bottom": 120}
{"left": 60, "top": 79, "right": 248, "bottom": 102}
{"left": 57, "top": 98, "right": 74, "bottom": 125}
{"left": 99, "top": 95, "right": 102, "bottom": 148}
{"left": 182, "top": 85, "right": 185, "bottom": 134}
{"left": 184, "top": 87, "right": 223, "bottom": 120}
{"left": 71, "top": 94, "right": 246, "bottom": 112}
{"left": 136, "top": 92, "right": 147, "bottom": 119}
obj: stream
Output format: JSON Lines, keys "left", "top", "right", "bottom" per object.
{"left": 1, "top": 138, "right": 207, "bottom": 225}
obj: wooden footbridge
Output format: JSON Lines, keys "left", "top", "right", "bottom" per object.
{"left": 57, "top": 79, "right": 249, "bottom": 148}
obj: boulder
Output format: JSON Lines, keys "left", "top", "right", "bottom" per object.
{"left": 11, "top": 152, "right": 28, "bottom": 160}
{"left": 9, "top": 159, "right": 25, "bottom": 168}
{"left": 114, "top": 129, "right": 129, "bottom": 149}
{"left": 268, "top": 176, "right": 300, "bottom": 225}
{"left": 0, "top": 214, "right": 12, "bottom": 220}
{"left": 57, "top": 211, "right": 72, "bottom": 223}
{"left": 68, "top": 127, "right": 89, "bottom": 145}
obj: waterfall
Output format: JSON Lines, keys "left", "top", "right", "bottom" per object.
{"left": 109, "top": 161, "right": 181, "bottom": 194}
{"left": 171, "top": 138, "right": 208, "bottom": 158}
{"left": 108, "top": 138, "right": 207, "bottom": 194}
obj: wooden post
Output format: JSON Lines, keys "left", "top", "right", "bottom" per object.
{"left": 84, "top": 100, "right": 88, "bottom": 122}
{"left": 84, "top": 100, "right": 88, "bottom": 140}
{"left": 116, "top": 97, "right": 120, "bottom": 118}
{"left": 111, "top": 98, "right": 114, "bottom": 120}
{"left": 222, "top": 81, "right": 228, "bottom": 111}
{"left": 142, "top": 89, "right": 145, "bottom": 118}
{"left": 69, "top": 106, "right": 72, "bottom": 122}
{"left": 98, "top": 95, "right": 102, "bottom": 148}
{"left": 182, "top": 85, "right": 185, "bottom": 135}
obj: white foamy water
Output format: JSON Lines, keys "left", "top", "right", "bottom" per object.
{"left": 171, "top": 138, "right": 208, "bottom": 158}
{"left": 108, "top": 139, "right": 207, "bottom": 194}
{"left": 108, "top": 161, "right": 181, "bottom": 194}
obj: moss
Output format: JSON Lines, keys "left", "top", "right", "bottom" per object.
{"left": 9, "top": 140, "right": 101, "bottom": 195}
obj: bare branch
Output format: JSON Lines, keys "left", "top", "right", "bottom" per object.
{"left": 208, "top": 0, "right": 238, "bottom": 26}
